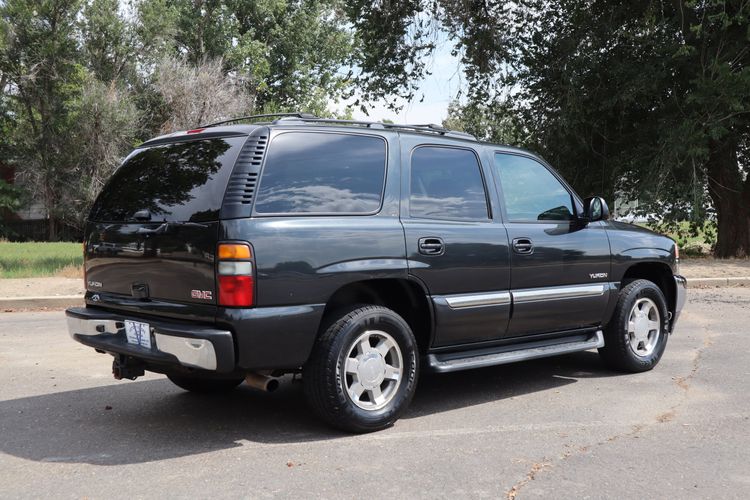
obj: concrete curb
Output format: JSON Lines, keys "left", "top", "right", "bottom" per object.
{"left": 1, "top": 276, "right": 749, "bottom": 310}
{"left": 0, "top": 295, "right": 84, "bottom": 310}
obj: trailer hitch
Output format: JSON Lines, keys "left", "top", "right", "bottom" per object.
{"left": 112, "top": 354, "right": 145, "bottom": 380}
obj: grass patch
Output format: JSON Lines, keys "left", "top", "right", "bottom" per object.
{"left": 0, "top": 242, "right": 83, "bottom": 278}
{"left": 644, "top": 221, "right": 716, "bottom": 257}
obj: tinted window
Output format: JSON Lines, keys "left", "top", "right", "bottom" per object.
{"left": 410, "top": 147, "right": 489, "bottom": 220}
{"left": 494, "top": 154, "right": 574, "bottom": 222}
{"left": 89, "top": 137, "right": 245, "bottom": 222}
{"left": 254, "top": 132, "right": 386, "bottom": 214}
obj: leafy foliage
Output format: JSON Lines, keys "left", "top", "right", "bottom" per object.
{"left": 0, "top": 0, "right": 360, "bottom": 239}
{"left": 351, "top": 0, "right": 749, "bottom": 257}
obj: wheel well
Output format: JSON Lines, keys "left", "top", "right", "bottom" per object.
{"left": 321, "top": 279, "right": 433, "bottom": 354}
{"left": 621, "top": 262, "right": 676, "bottom": 323}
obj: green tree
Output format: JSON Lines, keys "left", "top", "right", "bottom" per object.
{"left": 166, "top": 0, "right": 354, "bottom": 113}
{"left": 348, "top": 0, "right": 750, "bottom": 257}
{"left": 0, "top": 0, "right": 83, "bottom": 239}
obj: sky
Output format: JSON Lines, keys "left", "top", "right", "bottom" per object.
{"left": 337, "top": 39, "right": 467, "bottom": 126}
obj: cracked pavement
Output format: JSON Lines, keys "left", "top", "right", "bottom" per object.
{"left": 1, "top": 288, "right": 749, "bottom": 498}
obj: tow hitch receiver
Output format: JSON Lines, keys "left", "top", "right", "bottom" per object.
{"left": 112, "top": 354, "right": 145, "bottom": 380}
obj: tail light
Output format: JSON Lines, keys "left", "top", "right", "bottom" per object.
{"left": 217, "top": 242, "right": 255, "bottom": 307}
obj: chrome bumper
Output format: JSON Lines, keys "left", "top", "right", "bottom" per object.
{"left": 65, "top": 308, "right": 235, "bottom": 372}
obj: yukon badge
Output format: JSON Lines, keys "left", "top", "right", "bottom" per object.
{"left": 589, "top": 272, "right": 608, "bottom": 279}
{"left": 191, "top": 290, "right": 213, "bottom": 300}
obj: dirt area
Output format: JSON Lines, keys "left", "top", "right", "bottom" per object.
{"left": 0, "top": 259, "right": 747, "bottom": 299}
{"left": 679, "top": 258, "right": 750, "bottom": 278}
{"left": 0, "top": 277, "right": 83, "bottom": 298}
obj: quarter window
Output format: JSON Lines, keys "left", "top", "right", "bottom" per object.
{"left": 494, "top": 154, "right": 574, "bottom": 222}
{"left": 254, "top": 132, "right": 386, "bottom": 214}
{"left": 410, "top": 147, "right": 489, "bottom": 220}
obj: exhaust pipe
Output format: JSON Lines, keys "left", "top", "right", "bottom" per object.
{"left": 245, "top": 372, "right": 279, "bottom": 392}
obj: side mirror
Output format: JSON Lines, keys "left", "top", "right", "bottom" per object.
{"left": 582, "top": 196, "right": 610, "bottom": 222}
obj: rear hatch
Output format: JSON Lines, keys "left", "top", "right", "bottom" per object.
{"left": 84, "top": 133, "right": 248, "bottom": 317}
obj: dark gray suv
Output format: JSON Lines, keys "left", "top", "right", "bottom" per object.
{"left": 66, "top": 113, "right": 687, "bottom": 432}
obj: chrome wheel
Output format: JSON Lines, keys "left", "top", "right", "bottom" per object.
{"left": 627, "top": 298, "right": 661, "bottom": 357}
{"left": 343, "top": 330, "right": 403, "bottom": 411}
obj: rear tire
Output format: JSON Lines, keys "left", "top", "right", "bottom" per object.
{"left": 167, "top": 374, "right": 245, "bottom": 393}
{"left": 599, "top": 279, "right": 669, "bottom": 372}
{"left": 303, "top": 305, "right": 419, "bottom": 433}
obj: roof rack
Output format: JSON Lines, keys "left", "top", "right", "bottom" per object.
{"left": 200, "top": 112, "right": 318, "bottom": 128}
{"left": 273, "top": 115, "right": 478, "bottom": 141}
{"left": 198, "top": 112, "right": 477, "bottom": 141}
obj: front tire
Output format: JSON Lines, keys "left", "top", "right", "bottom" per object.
{"left": 599, "top": 279, "right": 669, "bottom": 372}
{"left": 303, "top": 305, "right": 419, "bottom": 433}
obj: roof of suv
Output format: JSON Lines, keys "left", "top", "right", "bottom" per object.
{"left": 139, "top": 112, "right": 531, "bottom": 155}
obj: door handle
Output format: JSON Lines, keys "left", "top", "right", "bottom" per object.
{"left": 418, "top": 237, "right": 445, "bottom": 255}
{"left": 512, "top": 237, "right": 534, "bottom": 254}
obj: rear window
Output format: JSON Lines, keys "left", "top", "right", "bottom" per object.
{"left": 89, "top": 137, "right": 245, "bottom": 222}
{"left": 253, "top": 132, "right": 386, "bottom": 214}
{"left": 410, "top": 146, "right": 489, "bottom": 220}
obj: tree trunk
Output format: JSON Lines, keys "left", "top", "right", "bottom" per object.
{"left": 706, "top": 138, "right": 750, "bottom": 258}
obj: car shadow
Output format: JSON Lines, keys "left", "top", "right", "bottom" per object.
{"left": 0, "top": 351, "right": 622, "bottom": 466}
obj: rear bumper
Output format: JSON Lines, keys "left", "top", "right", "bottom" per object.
{"left": 672, "top": 275, "right": 687, "bottom": 328}
{"left": 65, "top": 307, "right": 235, "bottom": 372}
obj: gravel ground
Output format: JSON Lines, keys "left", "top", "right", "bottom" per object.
{"left": 0, "top": 288, "right": 749, "bottom": 498}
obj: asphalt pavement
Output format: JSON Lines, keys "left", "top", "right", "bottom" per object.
{"left": 1, "top": 288, "right": 749, "bottom": 499}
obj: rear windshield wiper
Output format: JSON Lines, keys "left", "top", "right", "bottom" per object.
{"left": 136, "top": 221, "right": 208, "bottom": 235}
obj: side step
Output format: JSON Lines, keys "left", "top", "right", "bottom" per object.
{"left": 427, "top": 330, "right": 604, "bottom": 373}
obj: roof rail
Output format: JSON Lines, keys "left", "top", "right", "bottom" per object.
{"left": 198, "top": 112, "right": 477, "bottom": 141}
{"left": 272, "top": 115, "right": 478, "bottom": 141}
{"left": 200, "top": 112, "right": 317, "bottom": 128}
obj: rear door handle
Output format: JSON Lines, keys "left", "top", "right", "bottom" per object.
{"left": 418, "top": 237, "right": 445, "bottom": 255}
{"left": 512, "top": 237, "right": 534, "bottom": 254}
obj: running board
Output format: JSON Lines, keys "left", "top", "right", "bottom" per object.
{"left": 427, "top": 330, "right": 604, "bottom": 373}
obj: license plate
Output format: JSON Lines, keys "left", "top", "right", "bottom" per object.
{"left": 124, "top": 320, "right": 152, "bottom": 349}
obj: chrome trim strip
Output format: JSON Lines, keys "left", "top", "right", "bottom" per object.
{"left": 445, "top": 291, "right": 512, "bottom": 309}
{"left": 512, "top": 283, "right": 606, "bottom": 304}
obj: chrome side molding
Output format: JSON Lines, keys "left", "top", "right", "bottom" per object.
{"left": 445, "top": 291, "right": 511, "bottom": 309}
{"left": 442, "top": 283, "right": 607, "bottom": 309}
{"left": 512, "top": 283, "right": 606, "bottom": 304}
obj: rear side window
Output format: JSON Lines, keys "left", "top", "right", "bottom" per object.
{"left": 410, "top": 146, "right": 489, "bottom": 220}
{"left": 254, "top": 132, "right": 386, "bottom": 214}
{"left": 89, "top": 137, "right": 245, "bottom": 222}
{"left": 494, "top": 153, "right": 574, "bottom": 222}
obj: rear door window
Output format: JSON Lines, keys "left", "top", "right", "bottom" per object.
{"left": 409, "top": 146, "right": 489, "bottom": 220}
{"left": 89, "top": 137, "right": 245, "bottom": 222}
{"left": 253, "top": 132, "right": 387, "bottom": 214}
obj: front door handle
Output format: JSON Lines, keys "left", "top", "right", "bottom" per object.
{"left": 418, "top": 237, "right": 445, "bottom": 255}
{"left": 512, "top": 237, "right": 534, "bottom": 254}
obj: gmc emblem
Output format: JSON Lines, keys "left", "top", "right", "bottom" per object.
{"left": 191, "top": 290, "right": 213, "bottom": 300}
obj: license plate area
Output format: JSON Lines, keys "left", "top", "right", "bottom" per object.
{"left": 124, "top": 320, "right": 153, "bottom": 349}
